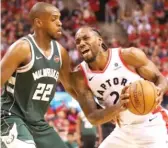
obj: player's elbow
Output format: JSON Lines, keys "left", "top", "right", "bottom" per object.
{"left": 87, "top": 117, "right": 99, "bottom": 126}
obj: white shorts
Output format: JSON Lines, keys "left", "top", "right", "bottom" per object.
{"left": 99, "top": 113, "right": 167, "bottom": 148}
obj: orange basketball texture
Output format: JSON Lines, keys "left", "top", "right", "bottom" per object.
{"left": 127, "top": 80, "right": 158, "bottom": 115}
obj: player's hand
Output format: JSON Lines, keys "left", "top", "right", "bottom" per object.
{"left": 155, "top": 87, "right": 164, "bottom": 107}
{"left": 117, "top": 85, "right": 130, "bottom": 111}
{"left": 114, "top": 86, "right": 130, "bottom": 127}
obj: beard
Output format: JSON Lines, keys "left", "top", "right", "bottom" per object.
{"left": 48, "top": 32, "right": 62, "bottom": 40}
{"left": 84, "top": 56, "right": 96, "bottom": 63}
{"left": 84, "top": 50, "right": 101, "bottom": 63}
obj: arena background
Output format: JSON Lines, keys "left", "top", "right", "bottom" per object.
{"left": 1, "top": 0, "right": 168, "bottom": 148}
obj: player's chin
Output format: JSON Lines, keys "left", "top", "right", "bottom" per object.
{"left": 56, "top": 31, "right": 62, "bottom": 38}
{"left": 82, "top": 55, "right": 90, "bottom": 62}
{"left": 84, "top": 57, "right": 95, "bottom": 63}
{"left": 52, "top": 32, "right": 62, "bottom": 39}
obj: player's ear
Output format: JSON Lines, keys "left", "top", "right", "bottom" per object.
{"left": 34, "top": 18, "right": 43, "bottom": 28}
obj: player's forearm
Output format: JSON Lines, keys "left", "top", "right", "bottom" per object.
{"left": 155, "top": 75, "right": 168, "bottom": 94}
{"left": 77, "top": 90, "right": 123, "bottom": 126}
{"left": 87, "top": 104, "right": 122, "bottom": 126}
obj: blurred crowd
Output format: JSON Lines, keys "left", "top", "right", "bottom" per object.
{"left": 1, "top": 0, "right": 168, "bottom": 75}
{"left": 2, "top": 0, "right": 167, "bottom": 82}
{"left": 119, "top": 0, "right": 168, "bottom": 78}
{"left": 1, "top": 0, "right": 168, "bottom": 147}
{"left": 45, "top": 103, "right": 113, "bottom": 148}
{"left": 45, "top": 105, "right": 79, "bottom": 147}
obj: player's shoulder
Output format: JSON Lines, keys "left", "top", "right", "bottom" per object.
{"left": 12, "top": 39, "right": 29, "bottom": 48}
{"left": 71, "top": 63, "right": 89, "bottom": 89}
{"left": 72, "top": 62, "right": 86, "bottom": 78}
{"left": 8, "top": 38, "right": 31, "bottom": 55}
{"left": 74, "top": 60, "right": 88, "bottom": 70}
{"left": 2, "top": 38, "right": 31, "bottom": 66}
{"left": 73, "top": 63, "right": 83, "bottom": 72}
{"left": 120, "top": 47, "right": 144, "bottom": 56}
{"left": 120, "top": 47, "right": 148, "bottom": 66}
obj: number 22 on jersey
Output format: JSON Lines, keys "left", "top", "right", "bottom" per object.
{"left": 32, "top": 83, "right": 54, "bottom": 101}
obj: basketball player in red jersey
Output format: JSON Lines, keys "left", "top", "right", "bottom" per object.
{"left": 72, "top": 26, "right": 168, "bottom": 148}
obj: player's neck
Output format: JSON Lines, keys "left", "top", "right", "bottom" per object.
{"left": 33, "top": 32, "right": 51, "bottom": 51}
{"left": 88, "top": 50, "right": 109, "bottom": 71}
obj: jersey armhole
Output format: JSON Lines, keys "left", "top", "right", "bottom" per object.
{"left": 16, "top": 38, "right": 35, "bottom": 73}
{"left": 56, "top": 41, "right": 62, "bottom": 68}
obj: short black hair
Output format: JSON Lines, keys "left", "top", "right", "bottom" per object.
{"left": 78, "top": 26, "right": 102, "bottom": 37}
{"left": 76, "top": 26, "right": 108, "bottom": 51}
{"left": 92, "top": 28, "right": 102, "bottom": 37}
{"left": 91, "top": 28, "right": 108, "bottom": 51}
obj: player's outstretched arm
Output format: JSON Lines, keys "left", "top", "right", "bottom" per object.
{"left": 120, "top": 47, "right": 168, "bottom": 104}
{"left": 1, "top": 40, "right": 31, "bottom": 87}
{"left": 71, "top": 66, "right": 129, "bottom": 125}
{"left": 57, "top": 42, "right": 78, "bottom": 99}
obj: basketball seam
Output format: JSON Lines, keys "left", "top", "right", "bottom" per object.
{"left": 139, "top": 81, "right": 145, "bottom": 114}
{"left": 129, "top": 83, "right": 142, "bottom": 115}
{"left": 148, "top": 82, "right": 156, "bottom": 113}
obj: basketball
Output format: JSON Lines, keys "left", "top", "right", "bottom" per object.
{"left": 126, "top": 80, "right": 158, "bottom": 115}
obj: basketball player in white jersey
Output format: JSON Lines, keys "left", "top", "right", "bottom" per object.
{"left": 72, "top": 26, "right": 168, "bottom": 148}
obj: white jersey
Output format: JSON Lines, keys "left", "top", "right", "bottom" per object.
{"left": 80, "top": 48, "right": 155, "bottom": 125}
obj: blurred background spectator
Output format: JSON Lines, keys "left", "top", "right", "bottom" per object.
{"left": 76, "top": 111, "right": 103, "bottom": 148}
{"left": 1, "top": 0, "right": 168, "bottom": 147}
